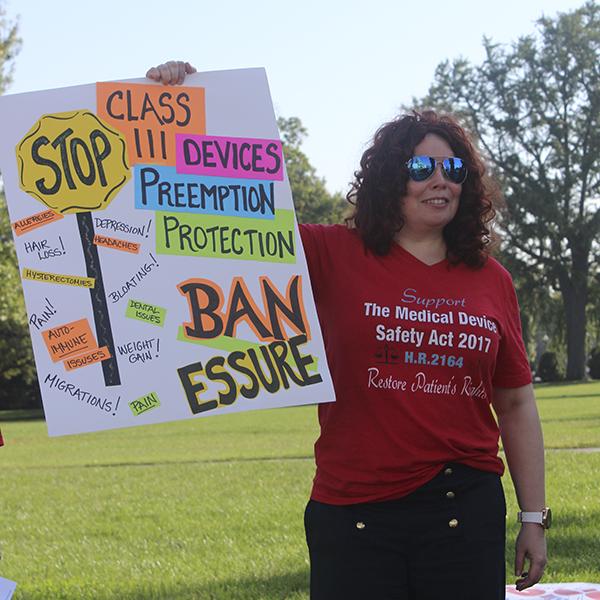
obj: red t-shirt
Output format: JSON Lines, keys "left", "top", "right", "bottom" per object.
{"left": 300, "top": 224, "right": 532, "bottom": 505}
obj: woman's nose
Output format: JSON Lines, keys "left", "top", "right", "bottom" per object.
{"left": 429, "top": 163, "right": 447, "bottom": 185}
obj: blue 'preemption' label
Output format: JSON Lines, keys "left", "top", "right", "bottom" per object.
{"left": 134, "top": 165, "right": 276, "bottom": 219}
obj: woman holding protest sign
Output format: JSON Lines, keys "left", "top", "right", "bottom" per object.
{"left": 147, "top": 61, "right": 548, "bottom": 600}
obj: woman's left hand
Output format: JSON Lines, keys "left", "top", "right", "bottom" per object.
{"left": 514, "top": 523, "right": 547, "bottom": 591}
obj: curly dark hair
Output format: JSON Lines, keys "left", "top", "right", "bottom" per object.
{"left": 346, "top": 110, "right": 500, "bottom": 268}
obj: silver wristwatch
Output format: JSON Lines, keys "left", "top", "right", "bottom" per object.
{"left": 517, "top": 507, "right": 552, "bottom": 529}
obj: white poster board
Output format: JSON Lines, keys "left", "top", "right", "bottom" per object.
{"left": 0, "top": 69, "right": 335, "bottom": 436}
{"left": 0, "top": 577, "right": 16, "bottom": 600}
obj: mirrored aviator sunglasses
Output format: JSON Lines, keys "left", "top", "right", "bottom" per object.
{"left": 405, "top": 155, "right": 468, "bottom": 184}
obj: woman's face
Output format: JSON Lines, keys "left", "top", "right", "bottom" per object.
{"left": 400, "top": 133, "right": 462, "bottom": 235}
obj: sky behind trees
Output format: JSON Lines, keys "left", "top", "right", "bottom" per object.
{"left": 3, "top": 0, "right": 589, "bottom": 193}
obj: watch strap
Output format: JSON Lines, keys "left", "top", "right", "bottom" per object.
{"left": 518, "top": 507, "right": 551, "bottom": 529}
{"left": 518, "top": 511, "right": 544, "bottom": 524}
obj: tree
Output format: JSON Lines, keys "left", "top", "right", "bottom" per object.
{"left": 538, "top": 351, "right": 562, "bottom": 382}
{"left": 0, "top": 3, "right": 35, "bottom": 408}
{"left": 0, "top": 193, "right": 39, "bottom": 408}
{"left": 499, "top": 248, "right": 565, "bottom": 369}
{"left": 0, "top": 2, "right": 20, "bottom": 95}
{"left": 589, "top": 346, "right": 600, "bottom": 378}
{"left": 416, "top": 2, "right": 600, "bottom": 380}
{"left": 278, "top": 116, "right": 347, "bottom": 224}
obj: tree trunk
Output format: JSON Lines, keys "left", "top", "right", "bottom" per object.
{"left": 558, "top": 268, "right": 589, "bottom": 381}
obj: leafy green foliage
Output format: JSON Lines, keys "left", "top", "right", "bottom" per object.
{"left": 589, "top": 347, "right": 600, "bottom": 379}
{"left": 0, "top": 1, "right": 20, "bottom": 95}
{"left": 0, "top": 193, "right": 39, "bottom": 408}
{"left": 0, "top": 2, "right": 36, "bottom": 408}
{"left": 537, "top": 351, "right": 563, "bottom": 382}
{"left": 416, "top": 2, "right": 600, "bottom": 380}
{"left": 278, "top": 116, "right": 346, "bottom": 224}
{"left": 498, "top": 248, "right": 565, "bottom": 361}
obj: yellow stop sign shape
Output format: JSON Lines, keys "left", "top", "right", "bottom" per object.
{"left": 16, "top": 110, "right": 131, "bottom": 214}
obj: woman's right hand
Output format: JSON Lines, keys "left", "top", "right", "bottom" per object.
{"left": 146, "top": 61, "right": 196, "bottom": 85}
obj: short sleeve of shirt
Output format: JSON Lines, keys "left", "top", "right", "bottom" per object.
{"left": 299, "top": 223, "right": 329, "bottom": 302}
{"left": 492, "top": 269, "right": 532, "bottom": 388}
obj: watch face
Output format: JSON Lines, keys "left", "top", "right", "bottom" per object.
{"left": 543, "top": 508, "right": 552, "bottom": 529}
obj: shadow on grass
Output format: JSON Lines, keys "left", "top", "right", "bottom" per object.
{"left": 8, "top": 455, "right": 314, "bottom": 472}
{"left": 122, "top": 569, "right": 310, "bottom": 600}
{"left": 80, "top": 455, "right": 314, "bottom": 469}
{"left": 0, "top": 409, "right": 45, "bottom": 422}
{"left": 20, "top": 569, "right": 311, "bottom": 600}
{"left": 538, "top": 394, "right": 600, "bottom": 401}
{"left": 535, "top": 381, "right": 600, "bottom": 389}
{"left": 542, "top": 415, "right": 600, "bottom": 423}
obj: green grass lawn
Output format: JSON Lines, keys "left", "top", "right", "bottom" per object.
{"left": 1, "top": 382, "right": 599, "bottom": 599}
{"left": 534, "top": 381, "right": 600, "bottom": 449}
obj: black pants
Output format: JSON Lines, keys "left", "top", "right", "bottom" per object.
{"left": 305, "top": 463, "right": 506, "bottom": 600}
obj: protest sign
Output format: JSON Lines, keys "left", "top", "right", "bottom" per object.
{"left": 0, "top": 577, "right": 16, "bottom": 600}
{"left": 0, "top": 69, "right": 335, "bottom": 436}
